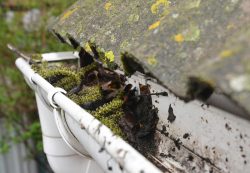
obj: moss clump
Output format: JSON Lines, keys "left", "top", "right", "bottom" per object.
{"left": 39, "top": 67, "right": 78, "bottom": 80}
{"left": 88, "top": 43, "right": 117, "bottom": 70}
{"left": 93, "top": 99, "right": 123, "bottom": 119}
{"left": 31, "top": 61, "right": 48, "bottom": 73}
{"left": 93, "top": 99, "right": 124, "bottom": 136}
{"left": 98, "top": 110, "right": 124, "bottom": 137}
{"left": 78, "top": 62, "right": 98, "bottom": 77}
{"left": 31, "top": 54, "right": 43, "bottom": 61}
{"left": 32, "top": 61, "right": 126, "bottom": 137}
{"left": 68, "top": 85, "right": 103, "bottom": 105}
{"left": 33, "top": 63, "right": 80, "bottom": 89}
{"left": 54, "top": 76, "right": 78, "bottom": 91}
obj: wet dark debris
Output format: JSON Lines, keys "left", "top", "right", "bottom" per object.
{"left": 188, "top": 155, "right": 194, "bottom": 161}
{"left": 173, "top": 138, "right": 182, "bottom": 150}
{"left": 34, "top": 50, "right": 160, "bottom": 168}
{"left": 240, "top": 146, "right": 243, "bottom": 152}
{"left": 119, "top": 84, "right": 159, "bottom": 145}
{"left": 167, "top": 104, "right": 176, "bottom": 123}
{"left": 160, "top": 152, "right": 175, "bottom": 159}
{"left": 201, "top": 103, "right": 210, "bottom": 109}
{"left": 183, "top": 133, "right": 190, "bottom": 139}
{"left": 159, "top": 125, "right": 169, "bottom": 137}
{"left": 225, "top": 123, "right": 232, "bottom": 131}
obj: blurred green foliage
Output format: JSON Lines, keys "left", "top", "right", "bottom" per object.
{"left": 0, "top": 0, "right": 75, "bottom": 171}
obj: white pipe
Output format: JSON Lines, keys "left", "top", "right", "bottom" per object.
{"left": 16, "top": 58, "right": 162, "bottom": 173}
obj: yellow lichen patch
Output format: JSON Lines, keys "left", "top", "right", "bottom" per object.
{"left": 174, "top": 34, "right": 184, "bottom": 43}
{"left": 151, "top": 0, "right": 170, "bottom": 14}
{"left": 84, "top": 42, "right": 92, "bottom": 53}
{"left": 147, "top": 56, "right": 158, "bottom": 66}
{"left": 105, "top": 51, "right": 115, "bottom": 62}
{"left": 60, "top": 8, "right": 78, "bottom": 22}
{"left": 148, "top": 20, "right": 161, "bottom": 30}
{"left": 219, "top": 50, "right": 234, "bottom": 58}
{"left": 104, "top": 2, "right": 112, "bottom": 11}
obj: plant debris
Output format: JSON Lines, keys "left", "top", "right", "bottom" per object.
{"left": 32, "top": 53, "right": 159, "bottom": 154}
{"left": 167, "top": 104, "right": 176, "bottom": 123}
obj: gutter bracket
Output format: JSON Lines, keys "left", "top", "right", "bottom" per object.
{"left": 47, "top": 87, "right": 67, "bottom": 109}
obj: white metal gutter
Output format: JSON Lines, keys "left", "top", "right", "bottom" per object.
{"left": 16, "top": 57, "right": 162, "bottom": 173}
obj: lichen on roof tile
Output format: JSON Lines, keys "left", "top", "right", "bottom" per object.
{"left": 50, "top": 0, "right": 250, "bottom": 116}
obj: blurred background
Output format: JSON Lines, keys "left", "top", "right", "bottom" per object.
{"left": 0, "top": 0, "right": 75, "bottom": 172}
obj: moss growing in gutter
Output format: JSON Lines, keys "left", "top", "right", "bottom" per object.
{"left": 31, "top": 54, "right": 158, "bottom": 140}
{"left": 98, "top": 110, "right": 124, "bottom": 137}
{"left": 68, "top": 85, "right": 103, "bottom": 105}
{"left": 93, "top": 99, "right": 124, "bottom": 119}
{"left": 78, "top": 62, "right": 98, "bottom": 77}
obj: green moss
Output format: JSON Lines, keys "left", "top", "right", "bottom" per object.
{"left": 68, "top": 85, "right": 103, "bottom": 105}
{"left": 93, "top": 98, "right": 124, "bottom": 119}
{"left": 54, "top": 76, "right": 78, "bottom": 91}
{"left": 78, "top": 62, "right": 98, "bottom": 77}
{"left": 31, "top": 61, "right": 48, "bottom": 73}
{"left": 98, "top": 110, "right": 124, "bottom": 137}
{"left": 40, "top": 67, "right": 78, "bottom": 80}
{"left": 32, "top": 60, "right": 125, "bottom": 137}
{"left": 88, "top": 43, "right": 117, "bottom": 69}
{"left": 93, "top": 98, "right": 125, "bottom": 137}
{"left": 31, "top": 54, "right": 43, "bottom": 61}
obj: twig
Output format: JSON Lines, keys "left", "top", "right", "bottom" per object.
{"left": 7, "top": 44, "right": 36, "bottom": 64}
